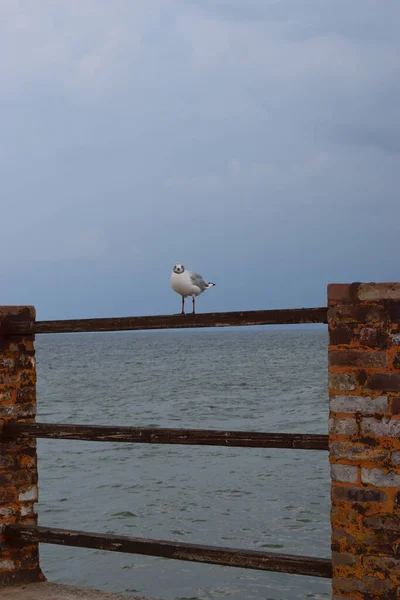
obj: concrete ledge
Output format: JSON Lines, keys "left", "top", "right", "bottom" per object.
{"left": 1, "top": 582, "right": 158, "bottom": 600}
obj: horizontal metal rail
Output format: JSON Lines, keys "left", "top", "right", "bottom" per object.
{"left": 0, "top": 307, "right": 328, "bottom": 335}
{"left": 4, "top": 524, "right": 332, "bottom": 578}
{"left": 1, "top": 423, "right": 329, "bottom": 450}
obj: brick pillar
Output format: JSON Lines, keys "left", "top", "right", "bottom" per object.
{"left": 0, "top": 307, "right": 44, "bottom": 587}
{"left": 328, "top": 283, "right": 400, "bottom": 599}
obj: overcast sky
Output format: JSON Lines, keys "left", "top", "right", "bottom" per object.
{"left": 1, "top": 0, "right": 399, "bottom": 319}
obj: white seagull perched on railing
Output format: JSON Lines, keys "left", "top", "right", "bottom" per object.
{"left": 171, "top": 263, "right": 215, "bottom": 315}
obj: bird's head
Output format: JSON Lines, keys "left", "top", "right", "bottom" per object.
{"left": 173, "top": 263, "right": 185, "bottom": 274}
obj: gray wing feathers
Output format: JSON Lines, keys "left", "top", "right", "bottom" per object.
{"left": 189, "top": 271, "right": 209, "bottom": 291}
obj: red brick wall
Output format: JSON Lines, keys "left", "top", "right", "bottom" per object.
{"left": 0, "top": 307, "right": 44, "bottom": 587}
{"left": 328, "top": 283, "right": 400, "bottom": 599}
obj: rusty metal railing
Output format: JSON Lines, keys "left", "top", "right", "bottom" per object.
{"left": 1, "top": 306, "right": 331, "bottom": 583}
{"left": 1, "top": 307, "right": 327, "bottom": 335}
{"left": 4, "top": 524, "right": 332, "bottom": 578}
{"left": 1, "top": 423, "right": 329, "bottom": 450}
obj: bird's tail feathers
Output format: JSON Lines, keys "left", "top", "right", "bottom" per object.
{"left": 207, "top": 282, "right": 216, "bottom": 288}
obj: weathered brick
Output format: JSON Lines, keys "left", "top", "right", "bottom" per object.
{"left": 0, "top": 560, "right": 16, "bottom": 571}
{"left": 329, "top": 372, "right": 358, "bottom": 391}
{"left": 334, "top": 577, "right": 363, "bottom": 593}
{"left": 330, "top": 304, "right": 386, "bottom": 324}
{"left": 0, "top": 385, "right": 15, "bottom": 403}
{"left": 4, "top": 339, "right": 35, "bottom": 353}
{"left": 391, "top": 451, "right": 400, "bottom": 464}
{"left": 0, "top": 403, "right": 36, "bottom": 418}
{"left": 363, "top": 513, "right": 400, "bottom": 530}
{"left": 18, "top": 485, "right": 38, "bottom": 503}
{"left": 15, "top": 453, "right": 37, "bottom": 471}
{"left": 329, "top": 418, "right": 357, "bottom": 436}
{"left": 332, "top": 527, "right": 359, "bottom": 546}
{"left": 361, "top": 417, "right": 400, "bottom": 438}
{"left": 330, "top": 325, "right": 354, "bottom": 345}
{"left": 16, "top": 383, "right": 36, "bottom": 404}
{"left": 329, "top": 285, "right": 400, "bottom": 598}
{"left": 0, "top": 469, "right": 38, "bottom": 486}
{"left": 363, "top": 555, "right": 400, "bottom": 575}
{"left": 358, "top": 282, "right": 400, "bottom": 301}
{"left": 0, "top": 358, "right": 15, "bottom": 370}
{"left": 393, "top": 353, "right": 400, "bottom": 370}
{"left": 331, "top": 502, "right": 366, "bottom": 525}
{"left": 15, "top": 354, "right": 35, "bottom": 370}
{"left": 341, "top": 530, "right": 397, "bottom": 557}
{"left": 330, "top": 395, "right": 388, "bottom": 414}
{"left": 329, "top": 351, "right": 387, "bottom": 368}
{"left": 0, "top": 487, "right": 17, "bottom": 505}
{"left": 360, "top": 575, "right": 396, "bottom": 595}
{"left": 0, "top": 568, "right": 44, "bottom": 587}
{"left": 330, "top": 441, "right": 390, "bottom": 463}
{"left": 20, "top": 503, "right": 35, "bottom": 517}
{"left": 359, "top": 326, "right": 389, "bottom": 349}
{"left": 332, "top": 551, "right": 357, "bottom": 567}
{"left": 0, "top": 371, "right": 27, "bottom": 384}
{"left": 19, "top": 546, "right": 40, "bottom": 570}
{"left": 392, "top": 397, "right": 400, "bottom": 415}
{"left": 331, "top": 464, "right": 358, "bottom": 483}
{"left": 366, "top": 373, "right": 400, "bottom": 392}
{"left": 361, "top": 468, "right": 400, "bottom": 487}
{"left": 328, "top": 284, "right": 358, "bottom": 303}
{"left": 0, "top": 455, "right": 16, "bottom": 468}
{"left": 9, "top": 444, "right": 37, "bottom": 461}
{"left": 20, "top": 514, "right": 38, "bottom": 526}
{"left": 0, "top": 306, "right": 35, "bottom": 319}
{"left": 332, "top": 486, "right": 388, "bottom": 503}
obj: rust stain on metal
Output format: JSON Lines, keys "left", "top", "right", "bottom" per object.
{"left": 2, "top": 422, "right": 329, "bottom": 450}
{"left": 1, "top": 307, "right": 328, "bottom": 335}
{"left": 4, "top": 524, "right": 332, "bottom": 579}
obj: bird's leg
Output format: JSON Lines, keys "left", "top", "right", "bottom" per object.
{"left": 192, "top": 296, "right": 196, "bottom": 314}
{"left": 181, "top": 296, "right": 185, "bottom": 315}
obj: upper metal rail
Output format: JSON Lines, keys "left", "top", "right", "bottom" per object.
{"left": 0, "top": 307, "right": 328, "bottom": 335}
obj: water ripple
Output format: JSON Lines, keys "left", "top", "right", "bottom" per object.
{"left": 36, "top": 328, "right": 330, "bottom": 600}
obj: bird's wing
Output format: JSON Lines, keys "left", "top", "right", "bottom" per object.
{"left": 188, "top": 271, "right": 208, "bottom": 291}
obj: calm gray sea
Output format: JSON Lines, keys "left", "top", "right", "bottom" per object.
{"left": 36, "top": 328, "right": 330, "bottom": 600}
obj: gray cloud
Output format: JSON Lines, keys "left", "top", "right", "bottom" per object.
{"left": 0, "top": 0, "right": 398, "bottom": 318}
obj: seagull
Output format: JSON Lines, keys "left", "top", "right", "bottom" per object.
{"left": 171, "top": 263, "right": 215, "bottom": 315}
